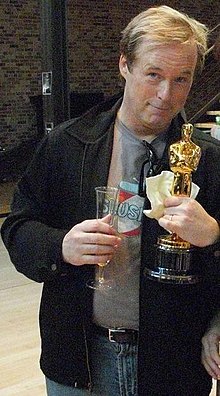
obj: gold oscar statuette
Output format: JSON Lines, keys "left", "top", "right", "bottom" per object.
{"left": 146, "top": 123, "right": 202, "bottom": 284}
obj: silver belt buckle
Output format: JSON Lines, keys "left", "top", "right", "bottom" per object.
{"left": 108, "top": 328, "right": 126, "bottom": 343}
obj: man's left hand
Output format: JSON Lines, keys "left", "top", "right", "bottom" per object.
{"left": 158, "top": 196, "right": 220, "bottom": 247}
{"left": 201, "top": 327, "right": 220, "bottom": 379}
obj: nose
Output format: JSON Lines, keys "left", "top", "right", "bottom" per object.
{"left": 157, "top": 80, "right": 172, "bottom": 101}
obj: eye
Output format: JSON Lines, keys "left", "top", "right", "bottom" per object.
{"left": 146, "top": 72, "right": 161, "bottom": 82}
{"left": 148, "top": 72, "right": 159, "bottom": 79}
{"left": 175, "top": 76, "right": 189, "bottom": 84}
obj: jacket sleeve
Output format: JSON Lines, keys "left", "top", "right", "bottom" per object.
{"left": 1, "top": 136, "right": 70, "bottom": 283}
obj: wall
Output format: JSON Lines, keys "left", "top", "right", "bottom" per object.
{"left": 1, "top": 1, "right": 41, "bottom": 147}
{"left": 67, "top": 0, "right": 220, "bottom": 95}
{"left": 1, "top": 0, "right": 220, "bottom": 148}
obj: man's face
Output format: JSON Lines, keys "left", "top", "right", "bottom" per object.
{"left": 119, "top": 40, "right": 198, "bottom": 136}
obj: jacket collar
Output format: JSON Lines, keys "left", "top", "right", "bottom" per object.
{"left": 62, "top": 92, "right": 186, "bottom": 145}
{"left": 63, "top": 94, "right": 123, "bottom": 143}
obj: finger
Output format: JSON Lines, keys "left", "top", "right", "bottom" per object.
{"left": 78, "top": 232, "right": 121, "bottom": 247}
{"left": 97, "top": 219, "right": 118, "bottom": 235}
{"left": 205, "top": 360, "right": 220, "bottom": 379}
{"left": 77, "top": 250, "right": 117, "bottom": 265}
{"left": 82, "top": 242, "right": 119, "bottom": 255}
{"left": 164, "top": 196, "right": 190, "bottom": 208}
{"left": 205, "top": 334, "right": 220, "bottom": 363}
{"left": 201, "top": 344, "right": 220, "bottom": 378}
{"left": 201, "top": 357, "right": 218, "bottom": 379}
{"left": 208, "top": 346, "right": 220, "bottom": 365}
{"left": 163, "top": 214, "right": 176, "bottom": 222}
{"left": 66, "top": 238, "right": 118, "bottom": 265}
{"left": 70, "top": 254, "right": 114, "bottom": 266}
{"left": 203, "top": 353, "right": 220, "bottom": 379}
{"left": 99, "top": 214, "right": 112, "bottom": 224}
{"left": 85, "top": 253, "right": 112, "bottom": 264}
{"left": 158, "top": 216, "right": 177, "bottom": 233}
{"left": 201, "top": 346, "right": 218, "bottom": 379}
{"left": 82, "top": 219, "right": 117, "bottom": 235}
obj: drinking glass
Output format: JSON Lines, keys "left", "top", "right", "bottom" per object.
{"left": 87, "top": 186, "right": 119, "bottom": 291}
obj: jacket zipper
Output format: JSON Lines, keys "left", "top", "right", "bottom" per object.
{"left": 83, "top": 321, "right": 93, "bottom": 393}
{"left": 80, "top": 143, "right": 89, "bottom": 205}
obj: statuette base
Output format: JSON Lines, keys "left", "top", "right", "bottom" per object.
{"left": 145, "top": 235, "right": 201, "bottom": 284}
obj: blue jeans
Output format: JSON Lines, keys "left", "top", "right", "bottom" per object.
{"left": 46, "top": 333, "right": 138, "bottom": 396}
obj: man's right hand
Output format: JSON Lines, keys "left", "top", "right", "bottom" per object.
{"left": 62, "top": 215, "right": 122, "bottom": 266}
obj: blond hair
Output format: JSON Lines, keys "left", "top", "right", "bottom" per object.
{"left": 120, "top": 5, "right": 209, "bottom": 72}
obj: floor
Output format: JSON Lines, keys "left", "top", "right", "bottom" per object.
{"left": 0, "top": 182, "right": 217, "bottom": 395}
{"left": 0, "top": 181, "right": 17, "bottom": 217}
{"left": 0, "top": 219, "right": 46, "bottom": 395}
{"left": 0, "top": 182, "right": 45, "bottom": 395}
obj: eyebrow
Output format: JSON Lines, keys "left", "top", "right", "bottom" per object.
{"left": 146, "top": 66, "right": 193, "bottom": 75}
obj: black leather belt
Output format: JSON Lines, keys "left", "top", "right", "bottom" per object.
{"left": 93, "top": 324, "right": 138, "bottom": 344}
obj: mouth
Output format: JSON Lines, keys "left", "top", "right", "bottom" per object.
{"left": 149, "top": 104, "right": 170, "bottom": 111}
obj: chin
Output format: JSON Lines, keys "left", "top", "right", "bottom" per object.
{"left": 145, "top": 116, "right": 171, "bottom": 130}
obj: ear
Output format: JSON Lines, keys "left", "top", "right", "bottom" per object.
{"left": 119, "top": 54, "right": 129, "bottom": 79}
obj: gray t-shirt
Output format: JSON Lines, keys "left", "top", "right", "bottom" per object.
{"left": 93, "top": 117, "right": 166, "bottom": 330}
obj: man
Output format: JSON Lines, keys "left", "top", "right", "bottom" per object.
{"left": 1, "top": 5, "right": 220, "bottom": 396}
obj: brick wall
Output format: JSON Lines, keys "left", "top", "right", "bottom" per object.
{"left": 1, "top": 1, "right": 41, "bottom": 147}
{"left": 1, "top": 0, "right": 220, "bottom": 148}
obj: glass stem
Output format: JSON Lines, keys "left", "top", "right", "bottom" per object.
{"left": 98, "top": 264, "right": 105, "bottom": 283}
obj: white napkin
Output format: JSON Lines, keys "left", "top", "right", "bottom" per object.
{"left": 143, "top": 170, "right": 200, "bottom": 220}
{"left": 211, "top": 125, "right": 220, "bottom": 141}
